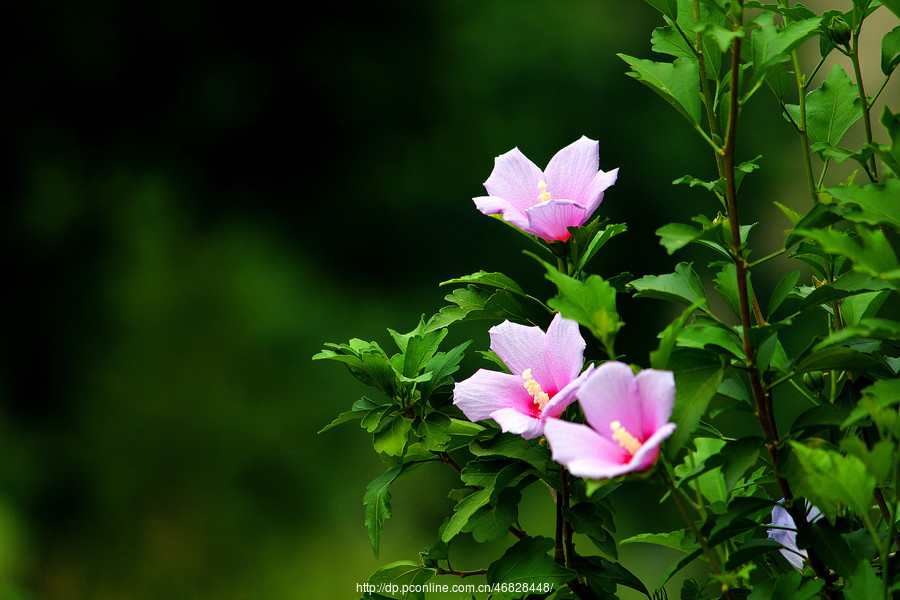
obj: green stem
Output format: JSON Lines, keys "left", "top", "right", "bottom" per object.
{"left": 748, "top": 248, "right": 787, "bottom": 269}
{"left": 872, "top": 74, "right": 891, "bottom": 105}
{"left": 662, "top": 467, "right": 735, "bottom": 599}
{"left": 721, "top": 21, "right": 837, "bottom": 596}
{"left": 436, "top": 567, "right": 488, "bottom": 578}
{"left": 695, "top": 0, "right": 726, "bottom": 178}
{"left": 791, "top": 50, "right": 818, "bottom": 202}
{"left": 850, "top": 32, "right": 878, "bottom": 180}
{"left": 555, "top": 471, "right": 596, "bottom": 600}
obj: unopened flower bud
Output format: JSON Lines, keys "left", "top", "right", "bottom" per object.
{"left": 827, "top": 15, "right": 852, "bottom": 47}
{"left": 802, "top": 371, "right": 826, "bottom": 392}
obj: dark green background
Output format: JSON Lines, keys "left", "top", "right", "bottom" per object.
{"left": 2, "top": 1, "right": 896, "bottom": 598}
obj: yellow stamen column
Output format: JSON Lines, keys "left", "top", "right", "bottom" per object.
{"left": 610, "top": 421, "right": 642, "bottom": 455}
{"left": 522, "top": 369, "right": 550, "bottom": 411}
{"left": 537, "top": 180, "right": 552, "bottom": 202}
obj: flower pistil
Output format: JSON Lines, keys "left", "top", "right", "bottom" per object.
{"left": 537, "top": 180, "right": 552, "bottom": 202}
{"left": 522, "top": 368, "right": 550, "bottom": 411}
{"left": 610, "top": 420, "right": 642, "bottom": 455}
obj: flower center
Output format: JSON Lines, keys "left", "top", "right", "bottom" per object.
{"left": 610, "top": 421, "right": 642, "bottom": 455}
{"left": 537, "top": 180, "right": 552, "bottom": 202}
{"left": 522, "top": 368, "right": 550, "bottom": 411}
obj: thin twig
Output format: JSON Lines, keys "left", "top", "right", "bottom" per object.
{"left": 721, "top": 25, "right": 838, "bottom": 597}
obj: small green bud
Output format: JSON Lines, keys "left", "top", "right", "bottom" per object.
{"left": 826, "top": 15, "right": 852, "bottom": 47}
{"left": 802, "top": 371, "right": 826, "bottom": 392}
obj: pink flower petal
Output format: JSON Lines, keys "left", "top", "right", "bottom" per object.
{"left": 628, "top": 422, "right": 676, "bottom": 471}
{"left": 578, "top": 361, "right": 643, "bottom": 444}
{"left": 524, "top": 199, "right": 589, "bottom": 242}
{"left": 544, "top": 419, "right": 634, "bottom": 479}
{"left": 490, "top": 407, "right": 546, "bottom": 440}
{"left": 473, "top": 195, "right": 529, "bottom": 229}
{"left": 489, "top": 320, "right": 548, "bottom": 381}
{"left": 582, "top": 168, "right": 619, "bottom": 217}
{"left": 483, "top": 147, "right": 544, "bottom": 213}
{"left": 635, "top": 368, "right": 676, "bottom": 439}
{"left": 543, "top": 363, "right": 595, "bottom": 418}
{"left": 453, "top": 369, "right": 529, "bottom": 422}
{"left": 543, "top": 136, "right": 600, "bottom": 202}
{"left": 542, "top": 313, "right": 587, "bottom": 391}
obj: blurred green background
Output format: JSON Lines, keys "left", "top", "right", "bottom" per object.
{"left": 2, "top": 1, "right": 897, "bottom": 599}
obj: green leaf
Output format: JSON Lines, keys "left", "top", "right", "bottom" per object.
{"left": 319, "top": 396, "right": 383, "bottom": 434}
{"left": 813, "top": 317, "right": 900, "bottom": 352}
{"left": 798, "top": 226, "right": 900, "bottom": 287}
{"left": 843, "top": 559, "right": 882, "bottom": 600}
{"left": 466, "top": 487, "right": 522, "bottom": 543}
{"left": 724, "top": 538, "right": 784, "bottom": 570}
{"left": 368, "top": 560, "right": 436, "bottom": 592}
{"left": 841, "top": 437, "right": 895, "bottom": 482}
{"left": 369, "top": 560, "right": 437, "bottom": 600}
{"left": 798, "top": 519, "right": 855, "bottom": 576}
{"left": 643, "top": 0, "right": 678, "bottom": 19}
{"left": 785, "top": 202, "right": 844, "bottom": 249}
{"left": 419, "top": 340, "right": 471, "bottom": 403}
{"left": 721, "top": 436, "right": 762, "bottom": 491}
{"left": 426, "top": 285, "right": 531, "bottom": 331}
{"left": 650, "top": 303, "right": 701, "bottom": 370}
{"left": 388, "top": 326, "right": 447, "bottom": 379}
{"left": 744, "top": 0, "right": 817, "bottom": 22}
{"left": 618, "top": 55, "right": 702, "bottom": 126}
{"left": 563, "top": 502, "right": 618, "bottom": 559}
{"left": 786, "top": 64, "right": 861, "bottom": 147}
{"left": 810, "top": 142, "right": 875, "bottom": 171}
{"left": 841, "top": 289, "right": 890, "bottom": 326}
{"left": 571, "top": 555, "right": 650, "bottom": 597}
{"left": 842, "top": 378, "right": 900, "bottom": 430}
{"left": 667, "top": 349, "right": 725, "bottom": 454}
{"left": 677, "top": 319, "right": 744, "bottom": 361}
{"left": 441, "top": 487, "right": 492, "bottom": 543}
{"left": 532, "top": 254, "right": 623, "bottom": 348}
{"left": 372, "top": 416, "right": 412, "bottom": 456}
{"left": 573, "top": 221, "right": 627, "bottom": 273}
{"left": 882, "top": 0, "right": 900, "bottom": 20}
{"left": 713, "top": 261, "right": 755, "bottom": 318}
{"left": 674, "top": 437, "right": 728, "bottom": 505}
{"left": 883, "top": 25, "right": 900, "bottom": 75}
{"left": 786, "top": 441, "right": 875, "bottom": 523}
{"left": 416, "top": 412, "right": 452, "bottom": 451}
{"left": 870, "top": 106, "right": 900, "bottom": 177}
{"left": 486, "top": 536, "right": 577, "bottom": 592}
{"left": 656, "top": 222, "right": 707, "bottom": 255}
{"left": 364, "top": 462, "right": 426, "bottom": 557}
{"left": 629, "top": 262, "right": 709, "bottom": 308}
{"left": 768, "top": 270, "right": 800, "bottom": 318}
{"left": 793, "top": 345, "right": 885, "bottom": 374}
{"left": 440, "top": 270, "right": 527, "bottom": 295}
{"left": 469, "top": 432, "right": 551, "bottom": 471}
{"left": 620, "top": 529, "right": 697, "bottom": 552}
{"left": 651, "top": 24, "right": 697, "bottom": 60}
{"left": 746, "top": 571, "right": 824, "bottom": 600}
{"left": 826, "top": 179, "right": 900, "bottom": 230}
{"left": 314, "top": 339, "right": 401, "bottom": 399}
{"left": 749, "top": 14, "right": 822, "bottom": 94}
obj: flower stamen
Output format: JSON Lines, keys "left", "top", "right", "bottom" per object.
{"left": 537, "top": 180, "right": 552, "bottom": 202}
{"left": 610, "top": 420, "right": 642, "bottom": 455}
{"left": 522, "top": 368, "right": 550, "bottom": 410}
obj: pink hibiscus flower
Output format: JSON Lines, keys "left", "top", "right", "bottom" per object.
{"left": 544, "top": 361, "right": 676, "bottom": 479}
{"left": 767, "top": 501, "right": 823, "bottom": 570}
{"left": 473, "top": 136, "right": 619, "bottom": 242}
{"left": 452, "top": 313, "right": 595, "bottom": 440}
